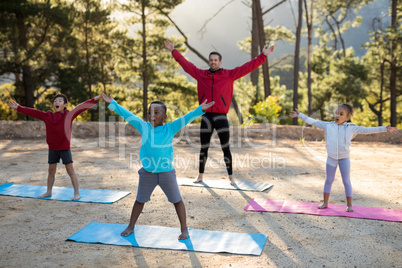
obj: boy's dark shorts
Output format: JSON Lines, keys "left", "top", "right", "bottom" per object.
{"left": 48, "top": 149, "right": 73, "bottom": 165}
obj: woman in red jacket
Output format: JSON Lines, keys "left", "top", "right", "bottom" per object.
{"left": 165, "top": 40, "right": 274, "bottom": 185}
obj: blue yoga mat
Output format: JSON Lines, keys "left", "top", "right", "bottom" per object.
{"left": 67, "top": 222, "right": 267, "bottom": 255}
{"left": 177, "top": 178, "right": 273, "bottom": 192}
{"left": 0, "top": 182, "right": 130, "bottom": 204}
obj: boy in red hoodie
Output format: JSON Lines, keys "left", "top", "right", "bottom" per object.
{"left": 9, "top": 93, "right": 100, "bottom": 200}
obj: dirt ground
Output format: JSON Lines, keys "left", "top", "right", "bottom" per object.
{"left": 0, "top": 128, "right": 401, "bottom": 267}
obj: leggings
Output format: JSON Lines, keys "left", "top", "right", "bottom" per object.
{"left": 199, "top": 113, "right": 232, "bottom": 175}
{"left": 324, "top": 157, "right": 352, "bottom": 197}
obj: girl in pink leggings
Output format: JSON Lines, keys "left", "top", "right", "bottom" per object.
{"left": 290, "top": 103, "right": 398, "bottom": 212}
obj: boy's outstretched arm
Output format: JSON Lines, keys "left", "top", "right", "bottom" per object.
{"left": 170, "top": 100, "right": 215, "bottom": 134}
{"left": 102, "top": 93, "right": 146, "bottom": 132}
{"left": 68, "top": 95, "right": 99, "bottom": 120}
{"left": 9, "top": 100, "right": 47, "bottom": 120}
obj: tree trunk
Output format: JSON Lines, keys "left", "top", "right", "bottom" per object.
{"left": 231, "top": 96, "right": 243, "bottom": 124}
{"left": 304, "top": 0, "right": 313, "bottom": 116}
{"left": 251, "top": 1, "right": 260, "bottom": 104}
{"left": 84, "top": 4, "right": 94, "bottom": 121}
{"left": 16, "top": 11, "right": 34, "bottom": 108}
{"left": 292, "top": 0, "right": 303, "bottom": 125}
{"left": 389, "top": 0, "right": 397, "bottom": 127}
{"left": 254, "top": 0, "right": 271, "bottom": 98}
{"left": 141, "top": 5, "right": 149, "bottom": 121}
{"left": 379, "top": 61, "right": 384, "bottom": 126}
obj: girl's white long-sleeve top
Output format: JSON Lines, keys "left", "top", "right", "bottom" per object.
{"left": 298, "top": 113, "right": 387, "bottom": 159}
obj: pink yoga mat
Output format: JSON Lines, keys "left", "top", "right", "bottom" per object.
{"left": 244, "top": 199, "right": 402, "bottom": 222}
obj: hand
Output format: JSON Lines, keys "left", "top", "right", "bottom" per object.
{"left": 262, "top": 45, "right": 275, "bottom": 56}
{"left": 164, "top": 40, "right": 175, "bottom": 51}
{"left": 201, "top": 99, "right": 215, "bottom": 111}
{"left": 94, "top": 94, "right": 101, "bottom": 101}
{"left": 8, "top": 101, "right": 19, "bottom": 109}
{"left": 101, "top": 93, "right": 114, "bottom": 104}
{"left": 386, "top": 124, "right": 398, "bottom": 134}
{"left": 289, "top": 109, "right": 299, "bottom": 118}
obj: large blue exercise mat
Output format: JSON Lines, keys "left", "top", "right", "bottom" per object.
{"left": 67, "top": 222, "right": 268, "bottom": 255}
{"left": 0, "top": 182, "right": 130, "bottom": 203}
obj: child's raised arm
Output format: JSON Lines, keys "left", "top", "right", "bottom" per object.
{"left": 10, "top": 100, "right": 47, "bottom": 120}
{"left": 291, "top": 109, "right": 327, "bottom": 130}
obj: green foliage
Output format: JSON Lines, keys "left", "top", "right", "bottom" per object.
{"left": 238, "top": 25, "right": 295, "bottom": 52}
{"left": 243, "top": 96, "right": 282, "bottom": 126}
{"left": 0, "top": 83, "right": 18, "bottom": 120}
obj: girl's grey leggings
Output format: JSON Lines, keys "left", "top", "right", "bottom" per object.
{"left": 324, "top": 157, "right": 352, "bottom": 197}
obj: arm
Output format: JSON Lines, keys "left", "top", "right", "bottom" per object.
{"left": 170, "top": 100, "right": 215, "bottom": 134}
{"left": 68, "top": 95, "right": 100, "bottom": 120}
{"left": 229, "top": 45, "right": 274, "bottom": 80}
{"left": 290, "top": 109, "right": 327, "bottom": 130}
{"left": 9, "top": 101, "right": 47, "bottom": 121}
{"left": 352, "top": 124, "right": 397, "bottom": 135}
{"left": 165, "top": 40, "right": 201, "bottom": 80}
{"left": 102, "top": 93, "right": 146, "bottom": 133}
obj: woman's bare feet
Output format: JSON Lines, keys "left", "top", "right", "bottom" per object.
{"left": 38, "top": 192, "right": 52, "bottom": 199}
{"left": 121, "top": 226, "right": 134, "bottom": 237}
{"left": 346, "top": 206, "right": 354, "bottom": 212}
{"left": 178, "top": 228, "right": 189, "bottom": 240}
{"left": 72, "top": 194, "right": 81, "bottom": 201}
{"left": 317, "top": 203, "right": 328, "bottom": 209}
{"left": 193, "top": 174, "right": 203, "bottom": 183}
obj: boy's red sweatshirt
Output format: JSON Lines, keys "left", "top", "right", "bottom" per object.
{"left": 17, "top": 98, "right": 97, "bottom": 150}
{"left": 172, "top": 49, "right": 267, "bottom": 114}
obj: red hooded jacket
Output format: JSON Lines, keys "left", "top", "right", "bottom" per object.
{"left": 17, "top": 98, "right": 97, "bottom": 150}
{"left": 172, "top": 49, "right": 267, "bottom": 114}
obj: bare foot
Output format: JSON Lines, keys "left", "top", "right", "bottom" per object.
{"left": 193, "top": 175, "right": 203, "bottom": 183}
{"left": 346, "top": 206, "right": 354, "bottom": 212}
{"left": 178, "top": 228, "right": 189, "bottom": 240}
{"left": 121, "top": 226, "right": 134, "bottom": 237}
{"left": 317, "top": 203, "right": 328, "bottom": 209}
{"left": 38, "top": 192, "right": 52, "bottom": 199}
{"left": 229, "top": 178, "right": 236, "bottom": 186}
{"left": 72, "top": 194, "right": 81, "bottom": 201}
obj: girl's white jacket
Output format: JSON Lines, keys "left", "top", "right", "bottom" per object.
{"left": 298, "top": 113, "right": 387, "bottom": 159}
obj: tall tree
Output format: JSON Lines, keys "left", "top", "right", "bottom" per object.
{"left": 121, "top": 0, "right": 183, "bottom": 120}
{"left": 72, "top": 0, "right": 120, "bottom": 119}
{"left": 292, "top": 0, "right": 303, "bottom": 125}
{"left": 363, "top": 0, "right": 401, "bottom": 127}
{"left": 253, "top": 0, "right": 271, "bottom": 98}
{"left": 0, "top": 0, "right": 72, "bottom": 109}
{"left": 389, "top": 0, "right": 398, "bottom": 127}
{"left": 304, "top": 0, "right": 314, "bottom": 116}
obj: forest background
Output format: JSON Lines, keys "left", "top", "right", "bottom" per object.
{"left": 0, "top": 0, "right": 400, "bottom": 128}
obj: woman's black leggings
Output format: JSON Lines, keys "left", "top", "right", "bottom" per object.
{"left": 199, "top": 113, "right": 232, "bottom": 175}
